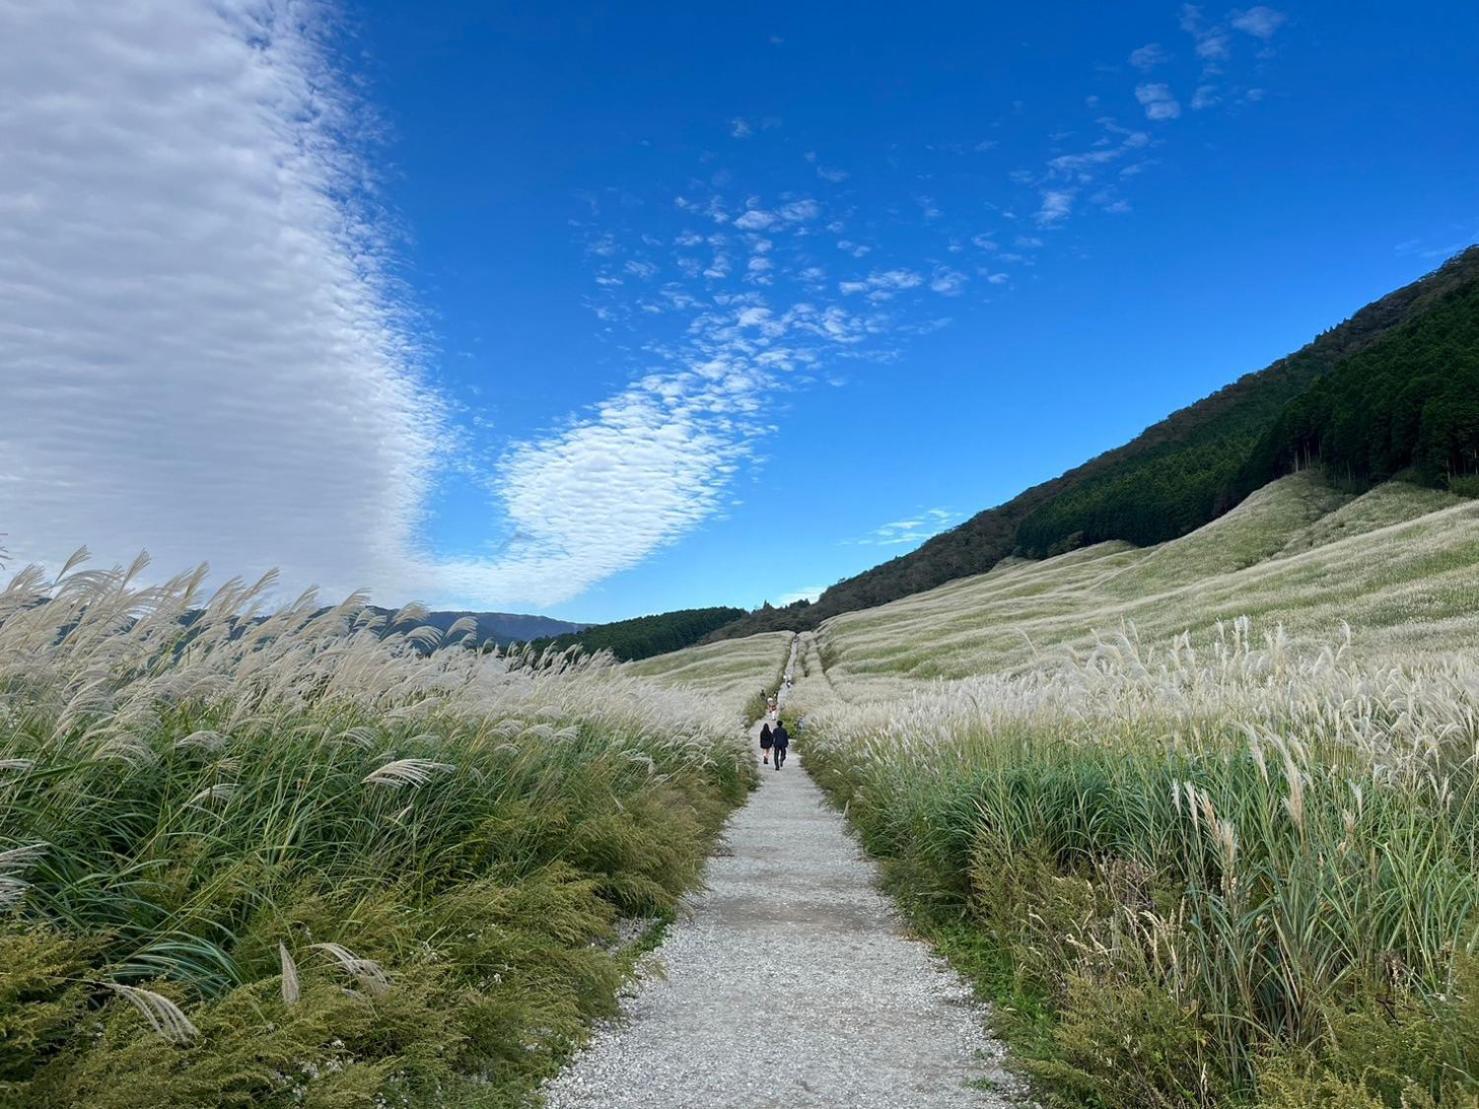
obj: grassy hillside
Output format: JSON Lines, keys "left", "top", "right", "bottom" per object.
{"left": 710, "top": 245, "right": 1479, "bottom": 642}
{"left": 625, "top": 632, "right": 793, "bottom": 724}
{"left": 803, "top": 473, "right": 1477, "bottom": 694}
{"left": 785, "top": 473, "right": 1479, "bottom": 1107}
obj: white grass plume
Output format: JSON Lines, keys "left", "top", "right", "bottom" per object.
{"left": 363, "top": 757, "right": 455, "bottom": 789}
{"left": 311, "top": 942, "right": 390, "bottom": 996}
{"left": 106, "top": 982, "right": 199, "bottom": 1043}
{"left": 279, "top": 943, "right": 300, "bottom": 1006}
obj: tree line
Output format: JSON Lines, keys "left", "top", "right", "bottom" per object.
{"left": 533, "top": 606, "right": 746, "bottom": 662}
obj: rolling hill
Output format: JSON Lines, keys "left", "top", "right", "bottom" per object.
{"left": 798, "top": 471, "right": 1476, "bottom": 698}
{"left": 707, "top": 244, "right": 1479, "bottom": 642}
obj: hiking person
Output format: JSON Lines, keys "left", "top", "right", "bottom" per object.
{"left": 771, "top": 721, "right": 789, "bottom": 770}
{"left": 759, "top": 722, "right": 773, "bottom": 764}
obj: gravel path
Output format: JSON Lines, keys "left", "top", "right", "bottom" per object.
{"left": 543, "top": 652, "right": 1019, "bottom": 1108}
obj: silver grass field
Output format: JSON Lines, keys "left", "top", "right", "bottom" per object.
{"left": 0, "top": 551, "right": 762, "bottom": 1107}
{"left": 788, "top": 476, "right": 1479, "bottom": 1107}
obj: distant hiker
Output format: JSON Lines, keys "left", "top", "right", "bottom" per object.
{"left": 759, "top": 722, "right": 773, "bottom": 764}
{"left": 771, "top": 721, "right": 790, "bottom": 770}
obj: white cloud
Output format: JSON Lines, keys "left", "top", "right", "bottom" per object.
{"left": 480, "top": 389, "right": 740, "bottom": 605}
{"left": 1129, "top": 43, "right": 1168, "bottom": 70}
{"left": 730, "top": 117, "right": 753, "bottom": 138}
{"left": 929, "top": 267, "right": 968, "bottom": 295}
{"left": 854, "top": 507, "right": 958, "bottom": 547}
{"left": 1179, "top": 4, "right": 1231, "bottom": 61}
{"left": 776, "top": 584, "right": 826, "bottom": 605}
{"left": 1230, "top": 6, "right": 1286, "bottom": 38}
{"left": 1135, "top": 82, "right": 1182, "bottom": 120}
{"left": 778, "top": 198, "right": 820, "bottom": 222}
{"left": 1037, "top": 189, "right": 1075, "bottom": 226}
{"left": 0, "top": 0, "right": 867, "bottom": 613}
{"left": 733, "top": 208, "right": 776, "bottom": 230}
{"left": 1196, "top": 31, "right": 1231, "bottom": 59}
{"left": 804, "top": 150, "right": 849, "bottom": 183}
{"left": 0, "top": 0, "right": 460, "bottom": 604}
{"left": 1048, "top": 148, "right": 1123, "bottom": 176}
{"left": 837, "top": 269, "right": 923, "bottom": 300}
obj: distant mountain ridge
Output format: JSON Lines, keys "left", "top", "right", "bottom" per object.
{"left": 360, "top": 606, "right": 587, "bottom": 648}
{"left": 706, "top": 245, "right": 1479, "bottom": 642}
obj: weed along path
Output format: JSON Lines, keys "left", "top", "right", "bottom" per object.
{"left": 543, "top": 701, "right": 1017, "bottom": 1106}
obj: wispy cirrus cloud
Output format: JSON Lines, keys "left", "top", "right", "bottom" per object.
{"left": 853, "top": 508, "right": 959, "bottom": 547}
{"left": 1230, "top": 6, "right": 1287, "bottom": 39}
{"left": 0, "top": 0, "right": 844, "bottom": 612}
{"left": 1037, "top": 189, "right": 1076, "bottom": 226}
{"left": 0, "top": 0, "right": 1301, "bottom": 615}
{"left": 492, "top": 5, "right": 1294, "bottom": 605}
{"left": 1179, "top": 4, "right": 1287, "bottom": 110}
{"left": 776, "top": 583, "right": 827, "bottom": 605}
{"left": 1135, "top": 82, "right": 1183, "bottom": 120}
{"left": 1129, "top": 42, "right": 1169, "bottom": 70}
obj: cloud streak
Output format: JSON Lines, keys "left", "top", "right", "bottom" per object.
{"left": 0, "top": 0, "right": 771, "bottom": 612}
{"left": 0, "top": 0, "right": 454, "bottom": 604}
{"left": 853, "top": 508, "right": 958, "bottom": 547}
{"left": 0, "top": 0, "right": 1296, "bottom": 613}
{"left": 1135, "top": 82, "right": 1182, "bottom": 120}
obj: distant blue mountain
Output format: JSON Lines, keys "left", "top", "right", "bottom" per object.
{"left": 363, "top": 606, "right": 588, "bottom": 648}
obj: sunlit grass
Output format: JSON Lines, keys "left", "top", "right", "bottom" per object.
{"left": 625, "top": 631, "right": 793, "bottom": 722}
{"left": 815, "top": 475, "right": 1479, "bottom": 691}
{"left": 0, "top": 552, "right": 758, "bottom": 1106}
{"left": 785, "top": 471, "right": 1479, "bottom": 1106}
{"left": 804, "top": 620, "right": 1479, "bottom": 1104}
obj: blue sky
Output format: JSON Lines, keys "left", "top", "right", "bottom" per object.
{"left": 2, "top": 2, "right": 1475, "bottom": 622}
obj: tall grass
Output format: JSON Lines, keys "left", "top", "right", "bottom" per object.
{"left": 804, "top": 619, "right": 1479, "bottom": 1106}
{"left": 0, "top": 552, "right": 754, "bottom": 1106}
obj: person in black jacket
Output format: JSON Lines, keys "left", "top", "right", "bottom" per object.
{"left": 770, "top": 721, "right": 789, "bottom": 770}
{"left": 759, "top": 722, "right": 773, "bottom": 764}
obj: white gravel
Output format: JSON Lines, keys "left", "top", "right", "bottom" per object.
{"left": 543, "top": 698, "right": 1021, "bottom": 1108}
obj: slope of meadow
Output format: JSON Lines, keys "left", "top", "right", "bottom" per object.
{"left": 813, "top": 473, "right": 1479, "bottom": 694}
{"left": 0, "top": 556, "right": 760, "bottom": 1108}
{"left": 790, "top": 473, "right": 1479, "bottom": 1107}
{"left": 624, "top": 632, "right": 793, "bottom": 723}
{"left": 709, "top": 246, "right": 1479, "bottom": 644}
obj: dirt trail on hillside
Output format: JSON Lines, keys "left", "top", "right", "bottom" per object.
{"left": 543, "top": 639, "right": 1019, "bottom": 1108}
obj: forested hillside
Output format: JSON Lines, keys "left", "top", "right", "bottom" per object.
{"left": 537, "top": 605, "right": 746, "bottom": 661}
{"left": 1236, "top": 276, "right": 1479, "bottom": 495}
{"left": 709, "top": 245, "right": 1479, "bottom": 641}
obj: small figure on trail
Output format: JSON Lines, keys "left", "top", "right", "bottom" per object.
{"left": 759, "top": 722, "right": 773, "bottom": 765}
{"left": 771, "top": 721, "right": 789, "bottom": 770}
